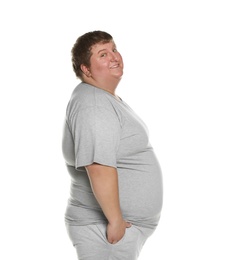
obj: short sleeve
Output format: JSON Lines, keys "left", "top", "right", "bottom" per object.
{"left": 70, "top": 106, "right": 121, "bottom": 169}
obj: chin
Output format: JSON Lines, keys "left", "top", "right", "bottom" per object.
{"left": 115, "top": 70, "right": 124, "bottom": 78}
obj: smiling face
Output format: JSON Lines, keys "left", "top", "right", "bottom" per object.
{"left": 81, "top": 40, "right": 124, "bottom": 93}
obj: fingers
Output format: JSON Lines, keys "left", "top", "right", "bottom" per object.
{"left": 106, "top": 220, "right": 132, "bottom": 244}
{"left": 125, "top": 221, "right": 132, "bottom": 228}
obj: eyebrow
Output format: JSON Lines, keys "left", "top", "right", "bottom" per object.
{"left": 97, "top": 44, "right": 117, "bottom": 54}
{"left": 98, "top": 48, "right": 107, "bottom": 54}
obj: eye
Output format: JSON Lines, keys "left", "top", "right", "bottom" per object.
{"left": 100, "top": 53, "right": 107, "bottom": 57}
{"left": 113, "top": 48, "right": 118, "bottom": 53}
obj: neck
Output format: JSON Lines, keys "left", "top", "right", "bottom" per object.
{"left": 83, "top": 77, "right": 121, "bottom": 96}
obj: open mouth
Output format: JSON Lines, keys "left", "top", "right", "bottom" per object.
{"left": 110, "top": 64, "right": 119, "bottom": 69}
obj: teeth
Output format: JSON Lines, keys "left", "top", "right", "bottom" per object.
{"left": 111, "top": 65, "right": 118, "bottom": 68}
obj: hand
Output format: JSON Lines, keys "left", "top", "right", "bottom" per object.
{"left": 106, "top": 219, "right": 132, "bottom": 244}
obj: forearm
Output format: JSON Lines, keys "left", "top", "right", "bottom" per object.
{"left": 85, "top": 163, "right": 123, "bottom": 224}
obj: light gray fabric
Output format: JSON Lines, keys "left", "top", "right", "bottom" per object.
{"left": 65, "top": 223, "right": 155, "bottom": 260}
{"left": 62, "top": 83, "right": 163, "bottom": 228}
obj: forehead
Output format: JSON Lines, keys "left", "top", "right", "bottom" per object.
{"left": 91, "top": 40, "right": 116, "bottom": 54}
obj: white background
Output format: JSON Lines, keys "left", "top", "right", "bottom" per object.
{"left": 0, "top": 0, "right": 227, "bottom": 259}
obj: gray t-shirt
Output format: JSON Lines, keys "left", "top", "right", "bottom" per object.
{"left": 62, "top": 83, "right": 163, "bottom": 229}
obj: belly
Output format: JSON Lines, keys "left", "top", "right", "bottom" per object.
{"left": 117, "top": 151, "right": 163, "bottom": 223}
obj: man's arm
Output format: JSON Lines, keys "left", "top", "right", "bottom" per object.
{"left": 86, "top": 163, "right": 131, "bottom": 244}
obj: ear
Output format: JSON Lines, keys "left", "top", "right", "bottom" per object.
{"left": 80, "top": 64, "right": 91, "bottom": 77}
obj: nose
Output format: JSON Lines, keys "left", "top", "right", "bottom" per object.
{"left": 110, "top": 52, "right": 119, "bottom": 61}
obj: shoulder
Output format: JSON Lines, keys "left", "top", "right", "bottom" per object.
{"left": 70, "top": 82, "right": 96, "bottom": 107}
{"left": 67, "top": 83, "right": 119, "bottom": 115}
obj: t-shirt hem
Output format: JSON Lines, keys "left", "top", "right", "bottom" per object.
{"left": 76, "top": 160, "right": 117, "bottom": 169}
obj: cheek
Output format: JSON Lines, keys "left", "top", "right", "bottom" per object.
{"left": 118, "top": 54, "right": 124, "bottom": 67}
{"left": 91, "top": 61, "right": 109, "bottom": 74}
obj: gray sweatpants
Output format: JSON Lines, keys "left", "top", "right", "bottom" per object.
{"left": 66, "top": 223, "right": 156, "bottom": 260}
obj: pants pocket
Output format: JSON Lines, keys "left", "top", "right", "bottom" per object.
{"left": 95, "top": 223, "right": 131, "bottom": 246}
